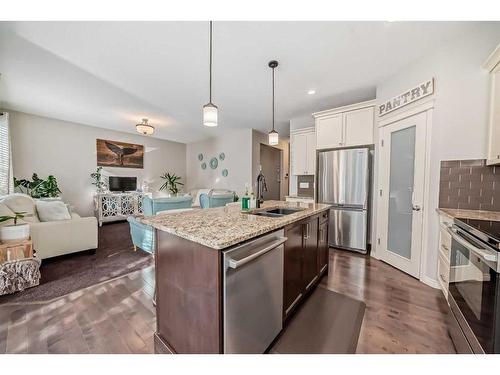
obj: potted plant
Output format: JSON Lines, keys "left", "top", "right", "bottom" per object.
{"left": 159, "top": 172, "right": 184, "bottom": 196}
{"left": 90, "top": 166, "right": 107, "bottom": 193}
{"left": 14, "top": 173, "right": 62, "bottom": 199}
{"left": 0, "top": 211, "right": 29, "bottom": 242}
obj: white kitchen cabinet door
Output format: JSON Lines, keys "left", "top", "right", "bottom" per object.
{"left": 306, "top": 132, "right": 316, "bottom": 175}
{"left": 343, "top": 106, "right": 374, "bottom": 146}
{"left": 487, "top": 70, "right": 500, "bottom": 165}
{"left": 316, "top": 114, "right": 343, "bottom": 149}
{"left": 291, "top": 133, "right": 307, "bottom": 175}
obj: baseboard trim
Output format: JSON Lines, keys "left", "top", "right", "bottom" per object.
{"left": 420, "top": 275, "right": 440, "bottom": 289}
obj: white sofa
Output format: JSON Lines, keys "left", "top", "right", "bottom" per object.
{"left": 0, "top": 194, "right": 98, "bottom": 260}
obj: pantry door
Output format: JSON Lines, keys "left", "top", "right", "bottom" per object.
{"left": 377, "top": 111, "right": 428, "bottom": 278}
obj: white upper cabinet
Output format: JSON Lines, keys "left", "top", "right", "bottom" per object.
{"left": 313, "top": 100, "right": 376, "bottom": 150}
{"left": 316, "top": 114, "right": 343, "bottom": 149}
{"left": 306, "top": 131, "right": 316, "bottom": 174}
{"left": 343, "top": 107, "right": 374, "bottom": 147}
{"left": 485, "top": 44, "right": 500, "bottom": 165}
{"left": 290, "top": 128, "right": 316, "bottom": 175}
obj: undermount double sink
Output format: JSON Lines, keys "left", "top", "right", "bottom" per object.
{"left": 250, "top": 207, "right": 305, "bottom": 218}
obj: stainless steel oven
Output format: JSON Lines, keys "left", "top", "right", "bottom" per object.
{"left": 447, "top": 219, "right": 500, "bottom": 354}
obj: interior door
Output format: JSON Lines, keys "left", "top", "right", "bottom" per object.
{"left": 377, "top": 112, "right": 427, "bottom": 278}
{"left": 260, "top": 143, "right": 282, "bottom": 200}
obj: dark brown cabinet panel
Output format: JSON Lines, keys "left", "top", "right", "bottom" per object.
{"left": 284, "top": 221, "right": 304, "bottom": 317}
{"left": 302, "top": 217, "right": 319, "bottom": 292}
{"left": 283, "top": 212, "right": 329, "bottom": 320}
{"left": 318, "top": 219, "right": 329, "bottom": 275}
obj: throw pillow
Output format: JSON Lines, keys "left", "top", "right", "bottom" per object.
{"left": 35, "top": 200, "right": 71, "bottom": 222}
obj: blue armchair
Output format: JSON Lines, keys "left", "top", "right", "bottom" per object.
{"left": 127, "top": 196, "right": 193, "bottom": 253}
{"left": 199, "top": 192, "right": 235, "bottom": 209}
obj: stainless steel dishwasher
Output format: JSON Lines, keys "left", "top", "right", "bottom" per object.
{"left": 223, "top": 229, "right": 287, "bottom": 353}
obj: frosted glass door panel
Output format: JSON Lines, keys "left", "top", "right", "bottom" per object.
{"left": 387, "top": 126, "right": 416, "bottom": 260}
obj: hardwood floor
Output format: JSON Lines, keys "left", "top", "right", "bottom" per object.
{"left": 0, "top": 248, "right": 455, "bottom": 354}
{"left": 320, "top": 249, "right": 456, "bottom": 354}
{"left": 0, "top": 267, "right": 156, "bottom": 354}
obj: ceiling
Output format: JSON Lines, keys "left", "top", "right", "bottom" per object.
{"left": 0, "top": 21, "right": 486, "bottom": 143}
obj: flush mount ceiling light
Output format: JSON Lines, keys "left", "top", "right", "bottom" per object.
{"left": 307, "top": 89, "right": 316, "bottom": 95}
{"left": 203, "top": 21, "right": 218, "bottom": 127}
{"left": 136, "top": 118, "right": 155, "bottom": 135}
{"left": 268, "top": 60, "right": 279, "bottom": 146}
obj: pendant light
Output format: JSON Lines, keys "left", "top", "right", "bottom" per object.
{"left": 268, "top": 60, "right": 279, "bottom": 145}
{"left": 136, "top": 118, "right": 154, "bottom": 135}
{"left": 203, "top": 21, "right": 218, "bottom": 127}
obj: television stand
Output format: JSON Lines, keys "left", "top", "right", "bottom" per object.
{"left": 94, "top": 191, "right": 152, "bottom": 226}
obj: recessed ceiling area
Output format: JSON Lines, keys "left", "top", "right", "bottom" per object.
{"left": 0, "top": 21, "right": 486, "bottom": 143}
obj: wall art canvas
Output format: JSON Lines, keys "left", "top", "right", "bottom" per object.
{"left": 96, "top": 139, "right": 144, "bottom": 168}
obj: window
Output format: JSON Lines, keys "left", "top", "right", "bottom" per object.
{"left": 0, "top": 112, "right": 13, "bottom": 196}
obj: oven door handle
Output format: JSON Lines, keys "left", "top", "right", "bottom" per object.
{"left": 447, "top": 227, "right": 498, "bottom": 263}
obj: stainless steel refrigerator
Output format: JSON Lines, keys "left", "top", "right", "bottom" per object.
{"left": 317, "top": 148, "right": 370, "bottom": 253}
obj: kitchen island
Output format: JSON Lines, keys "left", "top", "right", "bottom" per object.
{"left": 142, "top": 200, "right": 331, "bottom": 354}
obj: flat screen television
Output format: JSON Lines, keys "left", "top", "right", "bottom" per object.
{"left": 109, "top": 176, "right": 137, "bottom": 192}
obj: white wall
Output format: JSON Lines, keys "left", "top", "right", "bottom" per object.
{"left": 8, "top": 110, "right": 186, "bottom": 216}
{"left": 290, "top": 115, "right": 314, "bottom": 131}
{"left": 374, "top": 25, "right": 500, "bottom": 283}
{"left": 186, "top": 129, "right": 253, "bottom": 196}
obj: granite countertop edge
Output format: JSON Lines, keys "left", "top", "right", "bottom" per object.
{"left": 436, "top": 207, "right": 500, "bottom": 221}
{"left": 142, "top": 201, "right": 331, "bottom": 250}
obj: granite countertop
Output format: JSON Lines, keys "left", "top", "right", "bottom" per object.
{"left": 437, "top": 208, "right": 500, "bottom": 221}
{"left": 141, "top": 200, "right": 331, "bottom": 250}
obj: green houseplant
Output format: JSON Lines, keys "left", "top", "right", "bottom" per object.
{"left": 0, "top": 211, "right": 30, "bottom": 242}
{"left": 90, "top": 166, "right": 107, "bottom": 192}
{"left": 14, "top": 173, "right": 62, "bottom": 198}
{"left": 159, "top": 172, "right": 184, "bottom": 196}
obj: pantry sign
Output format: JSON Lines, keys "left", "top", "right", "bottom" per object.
{"left": 379, "top": 78, "right": 434, "bottom": 116}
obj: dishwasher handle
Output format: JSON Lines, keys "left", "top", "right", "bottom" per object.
{"left": 227, "top": 237, "right": 288, "bottom": 269}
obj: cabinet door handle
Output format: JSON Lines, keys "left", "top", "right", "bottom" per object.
{"left": 304, "top": 223, "right": 310, "bottom": 240}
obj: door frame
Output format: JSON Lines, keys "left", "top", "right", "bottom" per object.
{"left": 374, "top": 99, "right": 437, "bottom": 288}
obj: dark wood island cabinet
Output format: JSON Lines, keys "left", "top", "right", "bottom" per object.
{"left": 283, "top": 211, "right": 329, "bottom": 320}
{"left": 143, "top": 201, "right": 331, "bottom": 354}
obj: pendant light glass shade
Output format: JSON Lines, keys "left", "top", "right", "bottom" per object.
{"left": 268, "top": 130, "right": 279, "bottom": 145}
{"left": 203, "top": 103, "right": 218, "bottom": 127}
{"left": 136, "top": 118, "right": 154, "bottom": 135}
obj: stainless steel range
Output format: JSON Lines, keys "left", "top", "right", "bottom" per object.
{"left": 447, "top": 217, "right": 500, "bottom": 353}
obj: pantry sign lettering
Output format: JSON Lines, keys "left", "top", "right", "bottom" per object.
{"left": 379, "top": 78, "right": 434, "bottom": 116}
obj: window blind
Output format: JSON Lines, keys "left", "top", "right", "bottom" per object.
{"left": 0, "top": 113, "right": 13, "bottom": 196}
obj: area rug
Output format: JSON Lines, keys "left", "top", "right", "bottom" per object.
{"left": 0, "top": 222, "right": 153, "bottom": 304}
{"left": 270, "top": 286, "right": 366, "bottom": 354}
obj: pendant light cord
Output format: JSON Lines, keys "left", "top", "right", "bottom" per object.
{"left": 209, "top": 21, "right": 213, "bottom": 103}
{"left": 272, "top": 65, "right": 275, "bottom": 132}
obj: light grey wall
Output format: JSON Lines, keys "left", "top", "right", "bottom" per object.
{"left": 186, "top": 129, "right": 253, "bottom": 196}
{"left": 8, "top": 110, "right": 186, "bottom": 216}
{"left": 374, "top": 24, "right": 500, "bottom": 283}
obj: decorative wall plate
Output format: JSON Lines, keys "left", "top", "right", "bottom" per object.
{"left": 201, "top": 162, "right": 207, "bottom": 170}
{"left": 222, "top": 169, "right": 228, "bottom": 177}
{"left": 219, "top": 152, "right": 225, "bottom": 160}
{"left": 210, "top": 157, "right": 218, "bottom": 169}
{"left": 198, "top": 153, "right": 204, "bottom": 161}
